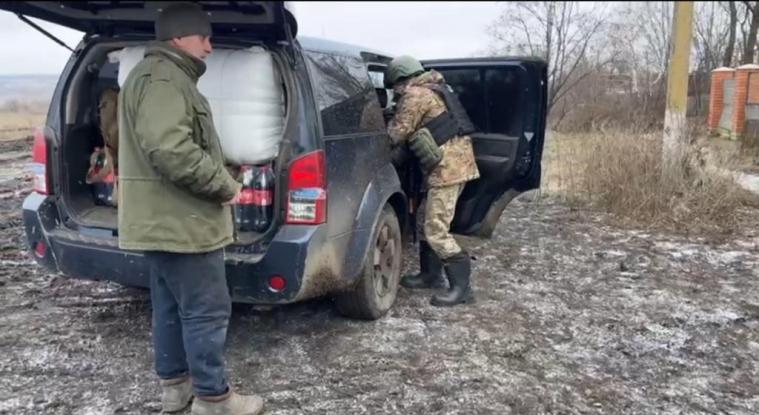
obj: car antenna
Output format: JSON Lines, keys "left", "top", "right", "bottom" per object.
{"left": 17, "top": 14, "right": 75, "bottom": 53}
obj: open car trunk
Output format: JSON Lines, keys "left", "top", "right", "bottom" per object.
{"left": 0, "top": 2, "right": 301, "bottom": 245}
{"left": 58, "top": 37, "right": 292, "bottom": 244}
{"left": 0, "top": 2, "right": 298, "bottom": 40}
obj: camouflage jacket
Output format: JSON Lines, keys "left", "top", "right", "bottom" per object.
{"left": 388, "top": 70, "right": 480, "bottom": 188}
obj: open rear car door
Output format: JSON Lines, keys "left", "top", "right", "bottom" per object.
{"left": 421, "top": 57, "right": 548, "bottom": 238}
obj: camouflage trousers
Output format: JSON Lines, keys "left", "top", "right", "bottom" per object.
{"left": 416, "top": 182, "right": 465, "bottom": 260}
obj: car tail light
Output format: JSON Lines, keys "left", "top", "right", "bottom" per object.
{"left": 268, "top": 275, "right": 287, "bottom": 292}
{"left": 286, "top": 151, "right": 327, "bottom": 225}
{"left": 31, "top": 128, "right": 52, "bottom": 195}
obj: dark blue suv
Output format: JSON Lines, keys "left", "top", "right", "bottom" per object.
{"left": 5, "top": 1, "right": 547, "bottom": 320}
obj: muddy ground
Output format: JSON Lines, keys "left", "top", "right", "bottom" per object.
{"left": 0, "top": 137, "right": 758, "bottom": 414}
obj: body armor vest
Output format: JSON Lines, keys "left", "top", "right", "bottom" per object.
{"left": 421, "top": 84, "right": 476, "bottom": 146}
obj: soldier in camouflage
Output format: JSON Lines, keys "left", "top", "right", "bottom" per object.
{"left": 385, "top": 55, "right": 480, "bottom": 307}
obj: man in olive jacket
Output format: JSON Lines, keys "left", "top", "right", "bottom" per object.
{"left": 118, "top": 3, "right": 263, "bottom": 414}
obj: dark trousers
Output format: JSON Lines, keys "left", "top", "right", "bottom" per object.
{"left": 145, "top": 249, "right": 231, "bottom": 397}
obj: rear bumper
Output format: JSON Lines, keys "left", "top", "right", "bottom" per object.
{"left": 23, "top": 193, "right": 322, "bottom": 304}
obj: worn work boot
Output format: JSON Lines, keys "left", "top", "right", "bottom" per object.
{"left": 160, "top": 376, "right": 193, "bottom": 413}
{"left": 191, "top": 390, "right": 264, "bottom": 415}
{"left": 431, "top": 251, "right": 475, "bottom": 307}
{"left": 400, "top": 241, "right": 447, "bottom": 289}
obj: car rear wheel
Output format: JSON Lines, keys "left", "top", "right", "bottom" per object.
{"left": 335, "top": 205, "right": 402, "bottom": 320}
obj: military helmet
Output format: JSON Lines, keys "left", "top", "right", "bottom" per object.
{"left": 384, "top": 55, "right": 425, "bottom": 88}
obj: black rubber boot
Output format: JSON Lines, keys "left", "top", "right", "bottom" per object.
{"left": 400, "top": 241, "right": 446, "bottom": 289}
{"left": 430, "top": 251, "right": 474, "bottom": 307}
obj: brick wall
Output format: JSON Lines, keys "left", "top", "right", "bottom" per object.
{"left": 709, "top": 68, "right": 735, "bottom": 130}
{"left": 749, "top": 72, "right": 759, "bottom": 103}
{"left": 732, "top": 65, "right": 759, "bottom": 136}
{"left": 709, "top": 65, "right": 759, "bottom": 137}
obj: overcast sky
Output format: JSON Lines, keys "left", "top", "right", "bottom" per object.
{"left": 0, "top": 1, "right": 503, "bottom": 76}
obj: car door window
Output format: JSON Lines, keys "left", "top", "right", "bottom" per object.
{"left": 484, "top": 68, "right": 523, "bottom": 136}
{"left": 304, "top": 51, "right": 385, "bottom": 136}
{"left": 435, "top": 69, "right": 487, "bottom": 131}
{"left": 366, "top": 67, "right": 394, "bottom": 110}
{"left": 434, "top": 67, "right": 526, "bottom": 137}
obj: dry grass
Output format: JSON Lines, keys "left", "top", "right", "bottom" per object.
{"left": 0, "top": 103, "right": 47, "bottom": 141}
{"left": 542, "top": 127, "right": 759, "bottom": 236}
{"left": 704, "top": 135, "right": 759, "bottom": 174}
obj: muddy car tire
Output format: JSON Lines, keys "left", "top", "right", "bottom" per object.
{"left": 335, "top": 205, "right": 402, "bottom": 320}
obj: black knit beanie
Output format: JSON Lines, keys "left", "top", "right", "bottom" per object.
{"left": 155, "top": 2, "right": 212, "bottom": 41}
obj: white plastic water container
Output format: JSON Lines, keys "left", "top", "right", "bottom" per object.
{"left": 110, "top": 45, "right": 285, "bottom": 166}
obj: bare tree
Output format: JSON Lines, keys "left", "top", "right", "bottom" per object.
{"left": 486, "top": 1, "right": 611, "bottom": 112}
{"left": 694, "top": 2, "right": 730, "bottom": 72}
{"left": 606, "top": 5, "right": 646, "bottom": 94}
{"left": 629, "top": 1, "right": 673, "bottom": 75}
{"left": 489, "top": 1, "right": 759, "bottom": 132}
{"left": 740, "top": 1, "right": 759, "bottom": 64}
{"left": 603, "top": 1, "right": 676, "bottom": 106}
{"left": 724, "top": 1, "right": 738, "bottom": 67}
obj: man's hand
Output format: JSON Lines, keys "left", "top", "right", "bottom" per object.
{"left": 222, "top": 188, "right": 242, "bottom": 206}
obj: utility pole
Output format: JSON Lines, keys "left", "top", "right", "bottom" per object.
{"left": 662, "top": 1, "right": 694, "bottom": 170}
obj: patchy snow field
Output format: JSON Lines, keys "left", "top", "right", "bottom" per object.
{"left": 1, "top": 137, "right": 758, "bottom": 414}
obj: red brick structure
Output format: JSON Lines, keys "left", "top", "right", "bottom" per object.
{"left": 708, "top": 67, "right": 734, "bottom": 131}
{"left": 709, "top": 64, "right": 759, "bottom": 138}
{"left": 734, "top": 65, "right": 759, "bottom": 136}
